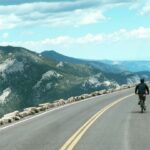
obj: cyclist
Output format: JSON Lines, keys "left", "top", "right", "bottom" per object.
{"left": 135, "top": 78, "right": 149, "bottom": 110}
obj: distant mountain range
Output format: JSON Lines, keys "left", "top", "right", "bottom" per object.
{"left": 41, "top": 50, "right": 150, "bottom": 73}
{"left": 101, "top": 60, "right": 150, "bottom": 72}
{"left": 0, "top": 46, "right": 149, "bottom": 116}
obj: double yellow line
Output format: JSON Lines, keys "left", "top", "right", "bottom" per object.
{"left": 60, "top": 93, "right": 134, "bottom": 150}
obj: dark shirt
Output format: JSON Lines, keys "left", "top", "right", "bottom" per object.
{"left": 135, "top": 83, "right": 149, "bottom": 94}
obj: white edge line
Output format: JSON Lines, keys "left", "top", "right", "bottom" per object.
{"left": 0, "top": 88, "right": 134, "bottom": 131}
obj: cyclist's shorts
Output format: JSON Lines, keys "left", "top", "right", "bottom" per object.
{"left": 139, "top": 95, "right": 146, "bottom": 101}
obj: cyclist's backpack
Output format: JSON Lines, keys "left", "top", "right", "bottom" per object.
{"left": 138, "top": 83, "right": 147, "bottom": 94}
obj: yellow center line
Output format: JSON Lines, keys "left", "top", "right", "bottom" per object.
{"left": 60, "top": 93, "right": 134, "bottom": 150}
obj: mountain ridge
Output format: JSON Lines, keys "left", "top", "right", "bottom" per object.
{"left": 41, "top": 50, "right": 125, "bottom": 73}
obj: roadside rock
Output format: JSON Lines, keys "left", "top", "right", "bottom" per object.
{"left": 53, "top": 99, "right": 66, "bottom": 106}
{"left": 67, "top": 97, "right": 76, "bottom": 103}
{"left": 0, "top": 111, "right": 20, "bottom": 124}
{"left": 24, "top": 107, "right": 39, "bottom": 115}
{"left": 3, "top": 111, "right": 20, "bottom": 119}
{"left": 18, "top": 110, "right": 32, "bottom": 118}
{"left": 39, "top": 103, "right": 53, "bottom": 110}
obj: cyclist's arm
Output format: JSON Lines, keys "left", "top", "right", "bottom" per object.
{"left": 145, "top": 84, "right": 149, "bottom": 94}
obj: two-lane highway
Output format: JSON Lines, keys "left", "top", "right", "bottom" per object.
{"left": 0, "top": 88, "right": 149, "bottom": 150}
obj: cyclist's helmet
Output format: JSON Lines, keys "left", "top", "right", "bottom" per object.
{"left": 140, "top": 78, "right": 145, "bottom": 83}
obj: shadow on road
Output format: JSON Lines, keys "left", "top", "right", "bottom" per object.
{"left": 131, "top": 110, "right": 150, "bottom": 114}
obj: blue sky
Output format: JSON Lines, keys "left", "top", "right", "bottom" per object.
{"left": 0, "top": 0, "right": 150, "bottom": 60}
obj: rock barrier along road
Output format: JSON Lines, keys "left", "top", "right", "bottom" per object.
{"left": 0, "top": 88, "right": 150, "bottom": 150}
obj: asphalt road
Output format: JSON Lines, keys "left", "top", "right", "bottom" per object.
{"left": 0, "top": 88, "right": 150, "bottom": 150}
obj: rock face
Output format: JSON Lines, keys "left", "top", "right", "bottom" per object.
{"left": 0, "top": 46, "right": 149, "bottom": 117}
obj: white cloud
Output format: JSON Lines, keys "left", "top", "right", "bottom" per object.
{"left": 77, "top": 9, "right": 105, "bottom": 25}
{"left": 129, "top": 0, "right": 150, "bottom": 15}
{"left": 0, "top": 1, "right": 104, "bottom": 29}
{"left": 77, "top": 34, "right": 104, "bottom": 44}
{"left": 41, "top": 36, "right": 72, "bottom": 45}
{"left": 0, "top": 14, "right": 21, "bottom": 29}
{"left": 140, "top": 1, "right": 150, "bottom": 15}
{"left": 1, "top": 27, "right": 150, "bottom": 51}
{"left": 77, "top": 27, "right": 150, "bottom": 44}
{"left": 2, "top": 33, "right": 9, "bottom": 39}
{"left": 0, "top": 3, "right": 105, "bottom": 29}
{"left": 129, "top": 27, "right": 150, "bottom": 38}
{"left": 0, "top": 0, "right": 133, "bottom": 29}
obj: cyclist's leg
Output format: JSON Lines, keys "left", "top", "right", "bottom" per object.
{"left": 143, "top": 96, "right": 146, "bottom": 110}
{"left": 140, "top": 98, "right": 145, "bottom": 113}
{"left": 138, "top": 95, "right": 142, "bottom": 105}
